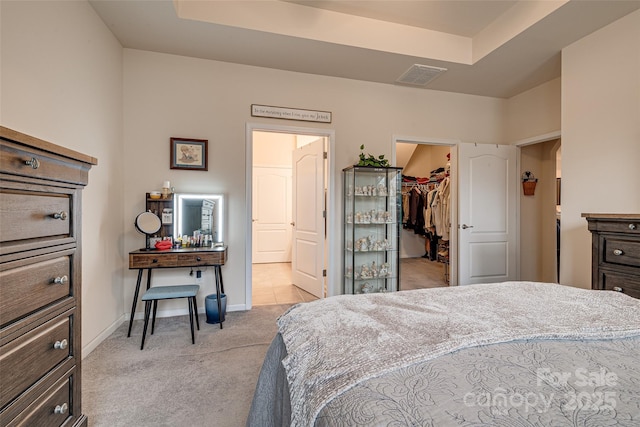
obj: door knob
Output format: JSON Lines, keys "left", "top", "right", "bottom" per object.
{"left": 290, "top": 222, "right": 295, "bottom": 226}
{"left": 461, "top": 224, "right": 474, "bottom": 229}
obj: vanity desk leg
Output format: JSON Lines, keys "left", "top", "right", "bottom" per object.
{"left": 128, "top": 268, "right": 153, "bottom": 337}
{"left": 214, "top": 265, "right": 225, "bottom": 329}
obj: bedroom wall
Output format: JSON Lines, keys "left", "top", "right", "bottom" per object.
{"left": 561, "top": 9, "right": 640, "bottom": 288}
{"left": 505, "top": 78, "right": 561, "bottom": 143}
{"left": 0, "top": 0, "right": 125, "bottom": 357}
{"left": 123, "top": 48, "right": 507, "bottom": 312}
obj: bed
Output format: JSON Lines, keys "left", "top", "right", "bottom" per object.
{"left": 246, "top": 282, "right": 640, "bottom": 426}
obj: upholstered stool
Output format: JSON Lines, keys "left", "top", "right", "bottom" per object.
{"left": 140, "top": 285, "right": 200, "bottom": 350}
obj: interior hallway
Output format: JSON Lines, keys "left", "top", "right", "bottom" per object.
{"left": 253, "top": 258, "right": 447, "bottom": 304}
{"left": 252, "top": 263, "right": 318, "bottom": 305}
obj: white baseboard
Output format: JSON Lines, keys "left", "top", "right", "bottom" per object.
{"left": 82, "top": 314, "right": 126, "bottom": 359}
{"left": 81, "top": 304, "right": 247, "bottom": 359}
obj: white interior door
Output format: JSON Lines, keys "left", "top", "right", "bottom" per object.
{"left": 252, "top": 166, "right": 292, "bottom": 263}
{"left": 458, "top": 143, "right": 517, "bottom": 285}
{"left": 292, "top": 139, "right": 325, "bottom": 298}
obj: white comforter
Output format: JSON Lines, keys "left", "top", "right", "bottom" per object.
{"left": 276, "top": 282, "right": 640, "bottom": 426}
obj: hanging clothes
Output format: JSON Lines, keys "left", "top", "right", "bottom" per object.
{"left": 432, "top": 177, "right": 450, "bottom": 241}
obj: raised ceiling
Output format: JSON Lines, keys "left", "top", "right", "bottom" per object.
{"left": 89, "top": 0, "right": 640, "bottom": 98}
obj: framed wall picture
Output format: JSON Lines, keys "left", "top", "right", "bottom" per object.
{"left": 170, "top": 137, "right": 208, "bottom": 171}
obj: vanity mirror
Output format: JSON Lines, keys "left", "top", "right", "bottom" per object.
{"left": 174, "top": 193, "right": 224, "bottom": 245}
{"left": 134, "top": 211, "right": 162, "bottom": 250}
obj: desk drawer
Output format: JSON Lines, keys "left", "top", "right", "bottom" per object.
{"left": 0, "top": 314, "right": 72, "bottom": 408}
{"left": 0, "top": 191, "right": 70, "bottom": 243}
{"left": 177, "top": 252, "right": 225, "bottom": 267}
{"left": 602, "top": 236, "right": 640, "bottom": 268}
{"left": 130, "top": 253, "right": 178, "bottom": 269}
{"left": 0, "top": 256, "right": 72, "bottom": 327}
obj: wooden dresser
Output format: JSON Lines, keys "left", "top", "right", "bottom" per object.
{"left": 583, "top": 213, "right": 640, "bottom": 300}
{"left": 0, "top": 127, "right": 96, "bottom": 426}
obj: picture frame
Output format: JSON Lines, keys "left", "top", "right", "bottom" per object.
{"left": 170, "top": 137, "right": 208, "bottom": 171}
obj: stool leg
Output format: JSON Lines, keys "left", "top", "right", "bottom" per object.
{"left": 141, "top": 300, "right": 152, "bottom": 350}
{"left": 188, "top": 297, "right": 195, "bottom": 344}
{"left": 151, "top": 300, "right": 158, "bottom": 335}
{"left": 191, "top": 296, "right": 200, "bottom": 330}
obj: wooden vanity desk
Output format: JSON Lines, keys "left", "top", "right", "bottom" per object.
{"left": 127, "top": 246, "right": 227, "bottom": 335}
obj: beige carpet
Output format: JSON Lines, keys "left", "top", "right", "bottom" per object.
{"left": 82, "top": 304, "right": 291, "bottom": 427}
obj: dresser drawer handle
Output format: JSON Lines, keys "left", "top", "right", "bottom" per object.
{"left": 53, "top": 275, "right": 68, "bottom": 284}
{"left": 51, "top": 211, "right": 68, "bottom": 220}
{"left": 612, "top": 286, "right": 624, "bottom": 293}
{"left": 54, "top": 403, "right": 68, "bottom": 415}
{"left": 196, "top": 257, "right": 202, "bottom": 262}
{"left": 53, "top": 339, "right": 68, "bottom": 350}
{"left": 152, "top": 259, "right": 158, "bottom": 263}
{"left": 630, "top": 223, "right": 637, "bottom": 230}
{"left": 24, "top": 157, "right": 40, "bottom": 169}
{"left": 612, "top": 249, "right": 624, "bottom": 256}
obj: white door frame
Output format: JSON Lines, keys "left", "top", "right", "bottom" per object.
{"left": 392, "top": 135, "right": 460, "bottom": 286}
{"left": 246, "top": 123, "right": 336, "bottom": 309}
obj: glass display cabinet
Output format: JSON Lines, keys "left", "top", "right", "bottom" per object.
{"left": 343, "top": 166, "right": 402, "bottom": 294}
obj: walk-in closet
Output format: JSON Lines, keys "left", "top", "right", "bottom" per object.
{"left": 396, "top": 142, "right": 451, "bottom": 290}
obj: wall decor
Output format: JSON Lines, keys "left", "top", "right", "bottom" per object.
{"left": 251, "top": 104, "right": 331, "bottom": 123}
{"left": 170, "top": 137, "right": 208, "bottom": 171}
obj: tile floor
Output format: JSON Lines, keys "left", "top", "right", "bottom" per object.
{"left": 252, "top": 258, "right": 448, "bottom": 305}
{"left": 252, "top": 263, "right": 319, "bottom": 305}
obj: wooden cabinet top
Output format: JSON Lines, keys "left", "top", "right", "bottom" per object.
{"left": 1, "top": 126, "right": 98, "bottom": 166}
{"left": 582, "top": 213, "right": 640, "bottom": 220}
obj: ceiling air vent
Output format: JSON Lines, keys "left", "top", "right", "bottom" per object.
{"left": 396, "top": 64, "right": 447, "bottom": 87}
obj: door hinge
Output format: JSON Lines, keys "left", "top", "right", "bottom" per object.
{"left": 323, "top": 210, "right": 326, "bottom": 218}
{"left": 323, "top": 151, "right": 327, "bottom": 159}
{"left": 322, "top": 269, "right": 327, "bottom": 277}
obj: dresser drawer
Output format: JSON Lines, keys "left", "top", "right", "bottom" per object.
{"left": 2, "top": 370, "right": 75, "bottom": 427}
{"left": 588, "top": 218, "right": 640, "bottom": 235}
{"left": 602, "top": 236, "right": 640, "bottom": 268}
{"left": 0, "top": 138, "right": 90, "bottom": 186}
{"left": 600, "top": 270, "right": 640, "bottom": 299}
{"left": 177, "top": 251, "right": 225, "bottom": 266}
{"left": 0, "top": 314, "right": 73, "bottom": 409}
{"left": 0, "top": 256, "right": 72, "bottom": 327}
{"left": 0, "top": 191, "right": 70, "bottom": 243}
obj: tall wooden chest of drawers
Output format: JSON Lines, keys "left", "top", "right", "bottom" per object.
{"left": 0, "top": 127, "right": 96, "bottom": 427}
{"left": 583, "top": 213, "right": 640, "bottom": 300}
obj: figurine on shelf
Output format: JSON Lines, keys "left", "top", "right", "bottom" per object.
{"left": 361, "top": 282, "right": 373, "bottom": 293}
{"left": 371, "top": 261, "right": 378, "bottom": 277}
{"left": 360, "top": 264, "right": 372, "bottom": 279}
{"left": 379, "top": 262, "right": 389, "bottom": 277}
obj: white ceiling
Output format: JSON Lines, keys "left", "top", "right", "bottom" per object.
{"left": 89, "top": 0, "right": 640, "bottom": 98}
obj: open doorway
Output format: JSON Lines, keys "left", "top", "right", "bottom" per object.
{"left": 250, "top": 130, "right": 328, "bottom": 305}
{"left": 519, "top": 138, "right": 561, "bottom": 283}
{"left": 395, "top": 141, "right": 453, "bottom": 290}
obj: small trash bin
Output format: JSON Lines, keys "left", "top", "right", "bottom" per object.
{"left": 205, "top": 293, "right": 226, "bottom": 324}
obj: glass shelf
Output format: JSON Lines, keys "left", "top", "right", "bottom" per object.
{"left": 343, "top": 166, "right": 402, "bottom": 294}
